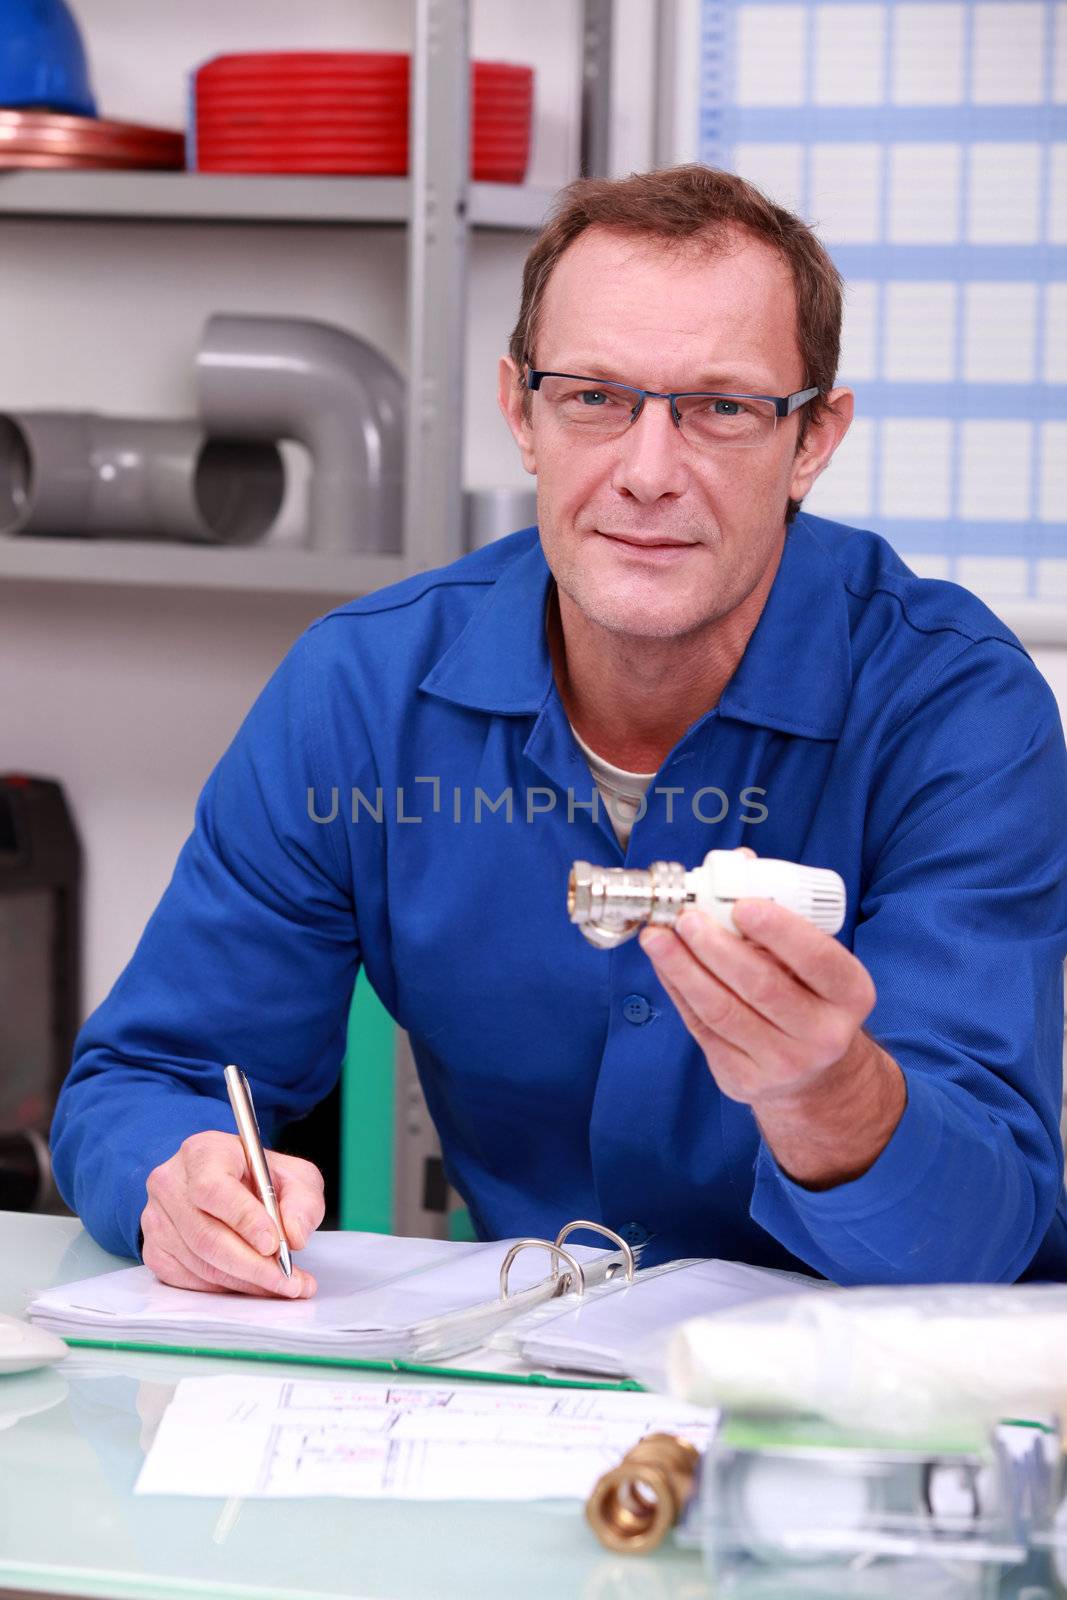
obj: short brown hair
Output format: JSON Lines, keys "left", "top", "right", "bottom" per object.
{"left": 507, "top": 163, "right": 843, "bottom": 522}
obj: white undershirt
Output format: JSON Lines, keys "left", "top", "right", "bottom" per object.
{"left": 569, "top": 724, "right": 657, "bottom": 849}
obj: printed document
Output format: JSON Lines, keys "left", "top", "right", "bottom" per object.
{"left": 135, "top": 1374, "right": 717, "bottom": 1499}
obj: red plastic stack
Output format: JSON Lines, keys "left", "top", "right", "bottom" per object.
{"left": 192, "top": 52, "right": 533, "bottom": 183}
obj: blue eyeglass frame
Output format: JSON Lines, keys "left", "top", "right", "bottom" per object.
{"left": 524, "top": 366, "right": 819, "bottom": 428}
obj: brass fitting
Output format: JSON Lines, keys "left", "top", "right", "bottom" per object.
{"left": 585, "top": 1432, "right": 702, "bottom": 1554}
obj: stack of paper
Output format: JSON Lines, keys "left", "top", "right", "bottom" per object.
{"left": 28, "top": 1232, "right": 610, "bottom": 1362}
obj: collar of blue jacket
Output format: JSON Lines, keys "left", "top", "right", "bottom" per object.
{"left": 419, "top": 516, "right": 854, "bottom": 741}
{"left": 54, "top": 514, "right": 1067, "bottom": 1285}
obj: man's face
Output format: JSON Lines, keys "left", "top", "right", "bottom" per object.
{"left": 499, "top": 225, "right": 846, "bottom": 642}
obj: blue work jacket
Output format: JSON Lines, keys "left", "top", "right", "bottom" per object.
{"left": 52, "top": 515, "right": 1067, "bottom": 1282}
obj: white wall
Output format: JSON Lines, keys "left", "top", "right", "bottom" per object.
{"left": 4, "top": 583, "right": 328, "bottom": 1006}
{"left": 1030, "top": 651, "right": 1067, "bottom": 720}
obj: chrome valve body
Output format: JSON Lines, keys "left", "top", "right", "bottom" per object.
{"left": 567, "top": 860, "right": 690, "bottom": 949}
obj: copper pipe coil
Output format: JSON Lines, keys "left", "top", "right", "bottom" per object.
{"left": 0, "top": 153, "right": 184, "bottom": 169}
{"left": 0, "top": 112, "right": 183, "bottom": 169}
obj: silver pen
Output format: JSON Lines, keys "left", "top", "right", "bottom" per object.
{"left": 223, "top": 1063, "right": 293, "bottom": 1280}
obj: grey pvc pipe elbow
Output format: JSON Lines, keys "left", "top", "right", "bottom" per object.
{"left": 196, "top": 315, "right": 405, "bottom": 555}
{"left": 466, "top": 486, "right": 538, "bottom": 549}
{"left": 0, "top": 413, "right": 284, "bottom": 543}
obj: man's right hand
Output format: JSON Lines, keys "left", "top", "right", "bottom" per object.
{"left": 140, "top": 1130, "right": 325, "bottom": 1298}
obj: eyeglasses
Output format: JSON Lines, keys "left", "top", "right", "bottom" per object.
{"left": 525, "top": 366, "right": 819, "bottom": 449}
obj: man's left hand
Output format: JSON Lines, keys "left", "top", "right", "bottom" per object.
{"left": 639, "top": 860, "right": 906, "bottom": 1189}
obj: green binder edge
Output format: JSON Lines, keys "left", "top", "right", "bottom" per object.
{"left": 61, "top": 1336, "right": 643, "bottom": 1391}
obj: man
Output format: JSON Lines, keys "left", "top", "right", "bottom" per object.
{"left": 52, "top": 165, "right": 1067, "bottom": 1295}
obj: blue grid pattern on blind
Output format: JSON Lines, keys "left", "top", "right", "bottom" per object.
{"left": 698, "top": 0, "right": 1067, "bottom": 601}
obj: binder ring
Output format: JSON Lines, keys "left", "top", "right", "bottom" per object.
{"left": 554, "top": 1221, "right": 636, "bottom": 1283}
{"left": 499, "top": 1240, "right": 587, "bottom": 1301}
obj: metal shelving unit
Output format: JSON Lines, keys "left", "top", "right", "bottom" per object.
{"left": 0, "top": 535, "right": 407, "bottom": 597}
{"left": 0, "top": 171, "right": 558, "bottom": 231}
{"left": 0, "top": 0, "right": 588, "bottom": 600}
{"left": 0, "top": 2, "right": 617, "bottom": 1241}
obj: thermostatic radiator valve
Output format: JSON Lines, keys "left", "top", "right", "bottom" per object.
{"left": 567, "top": 850, "right": 846, "bottom": 950}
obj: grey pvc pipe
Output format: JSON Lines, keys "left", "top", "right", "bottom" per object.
{"left": 0, "top": 412, "right": 284, "bottom": 544}
{"left": 465, "top": 486, "right": 537, "bottom": 550}
{"left": 196, "top": 314, "right": 405, "bottom": 556}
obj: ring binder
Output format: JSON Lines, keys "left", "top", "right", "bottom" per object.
{"left": 499, "top": 1240, "right": 588, "bottom": 1300}
{"left": 554, "top": 1222, "right": 635, "bottom": 1282}
{"left": 28, "top": 1225, "right": 815, "bottom": 1385}
{"left": 498, "top": 1222, "right": 637, "bottom": 1300}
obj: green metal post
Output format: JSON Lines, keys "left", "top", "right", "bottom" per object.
{"left": 338, "top": 971, "right": 396, "bottom": 1233}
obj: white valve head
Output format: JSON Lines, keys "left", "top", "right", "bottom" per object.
{"left": 690, "top": 850, "right": 846, "bottom": 937}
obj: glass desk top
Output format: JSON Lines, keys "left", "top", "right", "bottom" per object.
{"left": 4, "top": 1212, "right": 1063, "bottom": 1600}
{"left": 0, "top": 1211, "right": 713, "bottom": 1600}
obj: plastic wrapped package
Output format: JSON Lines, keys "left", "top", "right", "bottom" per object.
{"left": 633, "top": 1284, "right": 1067, "bottom": 1435}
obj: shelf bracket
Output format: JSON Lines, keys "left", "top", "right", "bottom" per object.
{"left": 404, "top": 0, "right": 470, "bottom": 574}
{"left": 581, "top": 0, "right": 615, "bottom": 178}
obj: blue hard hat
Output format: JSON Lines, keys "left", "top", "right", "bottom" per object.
{"left": 0, "top": 0, "right": 97, "bottom": 118}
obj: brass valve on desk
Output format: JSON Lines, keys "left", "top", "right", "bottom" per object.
{"left": 585, "top": 1432, "right": 702, "bottom": 1554}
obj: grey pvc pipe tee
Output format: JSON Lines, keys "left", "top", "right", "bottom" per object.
{"left": 196, "top": 314, "right": 405, "bottom": 555}
{"left": 0, "top": 412, "right": 284, "bottom": 543}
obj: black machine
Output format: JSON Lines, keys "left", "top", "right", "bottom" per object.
{"left": 0, "top": 774, "right": 343, "bottom": 1222}
{"left": 0, "top": 774, "right": 80, "bottom": 1211}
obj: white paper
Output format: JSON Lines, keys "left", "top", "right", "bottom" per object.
{"left": 135, "top": 1375, "right": 718, "bottom": 1500}
{"left": 34, "top": 1233, "right": 465, "bottom": 1331}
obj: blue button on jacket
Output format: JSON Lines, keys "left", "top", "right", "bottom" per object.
{"left": 52, "top": 516, "right": 1067, "bottom": 1282}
